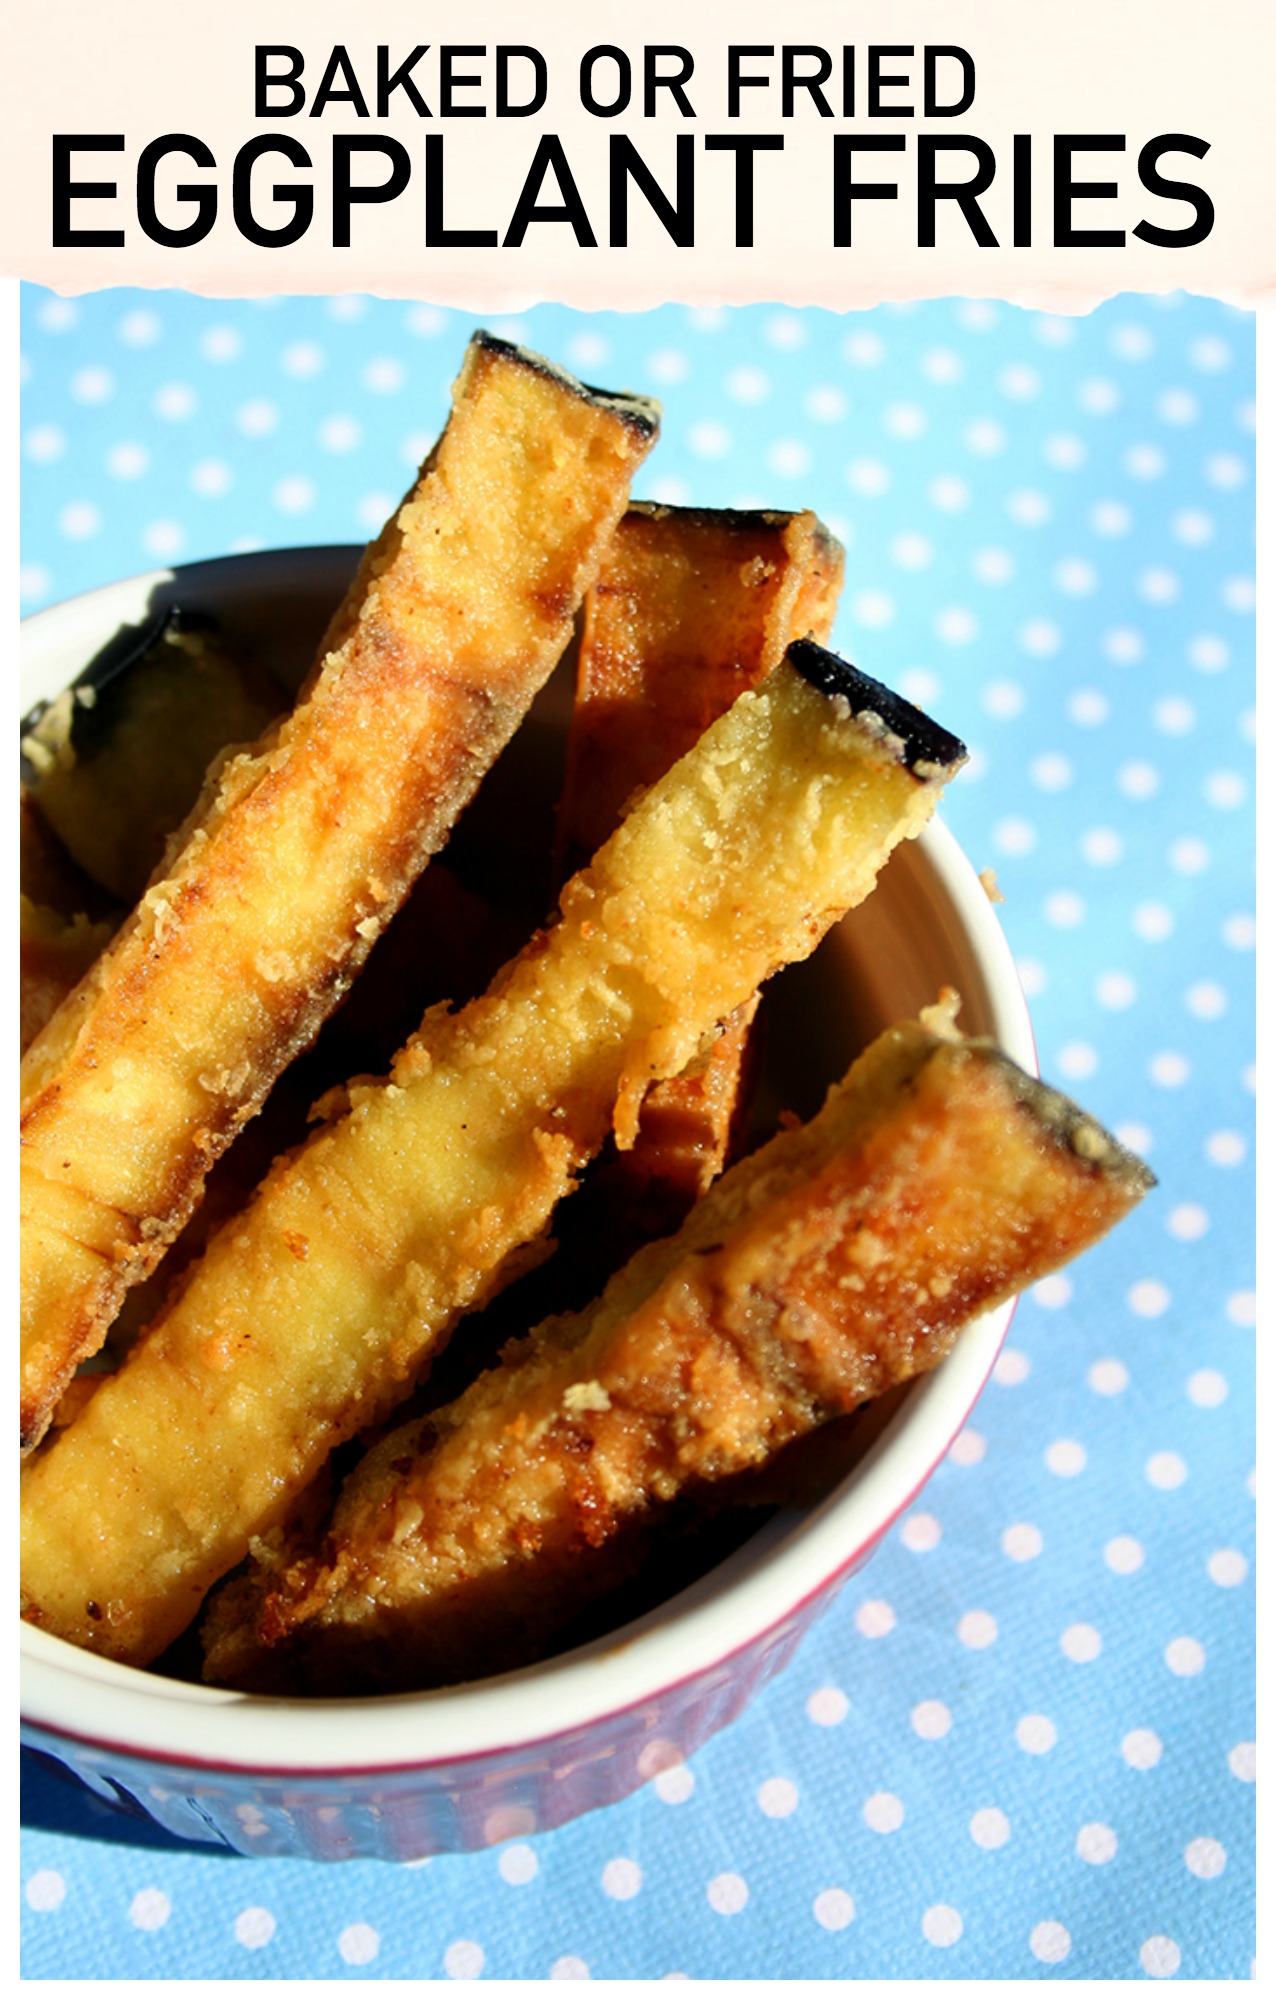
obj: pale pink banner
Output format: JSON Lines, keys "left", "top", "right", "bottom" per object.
{"left": 2, "top": 0, "right": 1271, "bottom": 308}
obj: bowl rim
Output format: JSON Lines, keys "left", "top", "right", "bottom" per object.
{"left": 20, "top": 548, "right": 1035, "bottom": 1781}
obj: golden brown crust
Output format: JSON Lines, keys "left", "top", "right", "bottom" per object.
{"left": 203, "top": 1019, "right": 1152, "bottom": 1695}
{"left": 19, "top": 336, "right": 659, "bottom": 1453}
{"left": 21, "top": 656, "right": 964, "bottom": 1667}
{"left": 558, "top": 505, "right": 844, "bottom": 1241}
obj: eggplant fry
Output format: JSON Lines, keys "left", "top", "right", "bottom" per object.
{"left": 559, "top": 504, "right": 843, "bottom": 1241}
{"left": 20, "top": 648, "right": 966, "bottom": 1667}
{"left": 19, "top": 896, "right": 114, "bottom": 1056}
{"left": 20, "top": 334, "right": 659, "bottom": 1453}
{"left": 204, "top": 1006, "right": 1153, "bottom": 1696}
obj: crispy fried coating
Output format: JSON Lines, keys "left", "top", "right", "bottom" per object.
{"left": 19, "top": 334, "right": 659, "bottom": 1452}
{"left": 19, "top": 896, "right": 115, "bottom": 1056}
{"left": 20, "top": 650, "right": 965, "bottom": 1666}
{"left": 204, "top": 1007, "right": 1153, "bottom": 1695}
{"left": 559, "top": 504, "right": 843, "bottom": 1240}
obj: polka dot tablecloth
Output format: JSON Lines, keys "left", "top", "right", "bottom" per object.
{"left": 20, "top": 288, "right": 1254, "bottom": 1980}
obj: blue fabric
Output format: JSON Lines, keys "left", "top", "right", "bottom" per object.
{"left": 20, "top": 288, "right": 1254, "bottom": 1980}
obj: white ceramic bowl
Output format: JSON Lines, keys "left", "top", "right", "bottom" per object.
{"left": 20, "top": 548, "right": 1035, "bottom": 1861}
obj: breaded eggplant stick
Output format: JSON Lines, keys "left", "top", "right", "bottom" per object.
{"left": 560, "top": 505, "right": 843, "bottom": 1235}
{"left": 204, "top": 1007, "right": 1153, "bottom": 1695}
{"left": 21, "top": 646, "right": 965, "bottom": 1666}
{"left": 20, "top": 335, "right": 659, "bottom": 1453}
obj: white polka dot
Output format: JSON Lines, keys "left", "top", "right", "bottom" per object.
{"left": 873, "top": 533, "right": 928, "bottom": 580}
{"left": 1134, "top": 901, "right": 1175, "bottom": 941}
{"left": 56, "top": 498, "right": 105, "bottom": 544}
{"left": 719, "top": 364, "right": 768, "bottom": 407}
{"left": 1229, "top": 1742, "right": 1256, "bottom": 1782}
{"left": 71, "top": 365, "right": 115, "bottom": 405}
{"left": 1018, "top": 959, "right": 1047, "bottom": 996}
{"left": 191, "top": 458, "right": 232, "bottom": 498}
{"left": 899, "top": 667, "right": 940, "bottom": 707}
{"left": 1089, "top": 499, "right": 1132, "bottom": 539}
{"left": 129, "top": 1887, "right": 171, "bottom": 1930}
{"left": 103, "top": 441, "right": 149, "bottom": 482}
{"left": 38, "top": 296, "right": 80, "bottom": 332}
{"left": 1205, "top": 1129, "right": 1245, "bottom": 1166}
{"left": 235, "top": 398, "right": 276, "bottom": 436}
{"left": 1116, "top": 1120, "right": 1152, "bottom": 1154}
{"left": 1186, "top": 980, "right": 1228, "bottom": 1021}
{"left": 1173, "top": 507, "right": 1215, "bottom": 547}
{"left": 1016, "top": 1713, "right": 1057, "bottom": 1755}
{"left": 922, "top": 1903, "right": 963, "bottom": 1947}
{"left": 200, "top": 324, "right": 242, "bottom": 362}
{"left": 1106, "top": 626, "right": 1147, "bottom": 666}
{"left": 444, "top": 1938, "right": 486, "bottom": 1979}
{"left": 338, "top": 1924, "right": 380, "bottom": 1966}
{"left": 1018, "top": 618, "right": 1062, "bottom": 657}
{"left": 1188, "top": 633, "right": 1229, "bottom": 671}
{"left": 1140, "top": 566, "right": 1181, "bottom": 604}
{"left": 957, "top": 299, "right": 998, "bottom": 330}
{"left": 863, "top": 1791, "right": 904, "bottom": 1834}
{"left": 1061, "top": 1623, "right": 1102, "bottom": 1663}
{"left": 852, "top": 588, "right": 895, "bottom": 629}
{"left": 970, "top": 546, "right": 1014, "bottom": 586}
{"left": 601, "top": 1857, "right": 643, "bottom": 1900}
{"left": 1154, "top": 696, "right": 1196, "bottom": 736}
{"left": 885, "top": 401, "right": 927, "bottom": 439}
{"left": 568, "top": 332, "right": 609, "bottom": 370}
{"left": 1112, "top": 322, "right": 1153, "bottom": 360}
{"left": 970, "top": 1806, "right": 1010, "bottom": 1849}
{"left": 281, "top": 340, "right": 324, "bottom": 379}
{"left": 929, "top": 473, "right": 971, "bottom": 512}
{"left": 1128, "top": 1279, "right": 1171, "bottom": 1319}
{"left": 1046, "top": 432, "right": 1086, "bottom": 470}
{"left": 1080, "top": 1824, "right": 1120, "bottom": 1864}
{"left": 920, "top": 345, "right": 963, "bottom": 383}
{"left": 1046, "top": 1439, "right": 1086, "bottom": 1477}
{"left": 807, "top": 1686, "right": 849, "bottom": 1726}
{"left": 1036, "top": 316, "right": 1076, "bottom": 347}
{"left": 764, "top": 311, "right": 804, "bottom": 350}
{"left": 1069, "top": 690, "right": 1111, "bottom": 730}
{"left": 1008, "top": 488, "right": 1051, "bottom": 526}
{"left": 856, "top": 1598, "right": 897, "bottom": 1638}
{"left": 143, "top": 520, "right": 185, "bottom": 560}
{"left": 949, "top": 1427, "right": 986, "bottom": 1466}
{"left": 1055, "top": 557, "right": 1097, "bottom": 596}
{"left": 274, "top": 475, "right": 316, "bottom": 515}
{"left": 958, "top": 1610, "right": 998, "bottom": 1650}
{"left": 1222, "top": 912, "right": 1255, "bottom": 950}
{"left": 1058, "top": 1040, "right": 1099, "bottom": 1082}
{"left": 1147, "top": 1451, "right": 1188, "bottom": 1488}
{"left": 498, "top": 1843, "right": 539, "bottom": 1884}
{"left": 549, "top": 1956, "right": 591, "bottom": 1979}
{"left": 20, "top": 565, "right": 51, "bottom": 605}
{"left": 688, "top": 420, "right": 731, "bottom": 460}
{"left": 1159, "top": 387, "right": 1199, "bottom": 423}
{"left": 1080, "top": 827, "right": 1123, "bottom": 869}
{"left": 1141, "top": 1935, "right": 1182, "bottom": 1978}
{"left": 1031, "top": 752, "right": 1074, "bottom": 792}
{"left": 1079, "top": 376, "right": 1121, "bottom": 414}
{"left": 1187, "top": 1367, "right": 1228, "bottom": 1409}
{"left": 706, "top": 1873, "right": 748, "bottom": 1915}
{"left": 648, "top": 1755, "right": 693, "bottom": 1803}
{"left": 1002, "top": 1523, "right": 1043, "bottom": 1563}
{"left": 1184, "top": 1836, "right": 1226, "bottom": 1881}
{"left": 844, "top": 330, "right": 885, "bottom": 366}
{"left": 1089, "top": 1358, "right": 1129, "bottom": 1396}
{"left": 26, "top": 1870, "right": 67, "bottom": 1912}
{"left": 805, "top": 383, "right": 847, "bottom": 422}
{"left": 900, "top": 1510, "right": 942, "bottom": 1552}
{"left": 647, "top": 347, "right": 689, "bottom": 385}
{"left": 1207, "top": 1549, "right": 1247, "bottom": 1588}
{"left": 912, "top": 1700, "right": 952, "bottom": 1741}
{"left": 964, "top": 417, "right": 1005, "bottom": 456}
{"left": 1205, "top": 450, "right": 1246, "bottom": 488}
{"left": 1045, "top": 888, "right": 1086, "bottom": 928}
{"left": 847, "top": 456, "right": 890, "bottom": 497}
{"left": 1167, "top": 1203, "right": 1208, "bottom": 1242}
{"left": 26, "top": 423, "right": 66, "bottom": 462}
{"left": 814, "top": 1888, "right": 855, "bottom": 1930}
{"left": 1204, "top": 770, "right": 1246, "bottom": 811}
{"left": 994, "top": 817, "right": 1036, "bottom": 856}
{"left": 757, "top": 1777, "right": 799, "bottom": 1818}
{"left": 1165, "top": 1635, "right": 1205, "bottom": 1677}
{"left": 994, "top": 1347, "right": 1030, "bottom": 1386}
{"left": 1031, "top": 1920, "right": 1072, "bottom": 1964}
{"left": 1122, "top": 1728, "right": 1163, "bottom": 1770}
{"left": 1189, "top": 334, "right": 1231, "bottom": 372}
{"left": 768, "top": 438, "right": 812, "bottom": 479}
{"left": 1149, "top": 1050, "right": 1190, "bottom": 1089}
{"left": 1105, "top": 1535, "right": 1145, "bottom": 1575}
{"left": 318, "top": 414, "right": 362, "bottom": 453}
{"left": 1096, "top": 970, "right": 1137, "bottom": 1010}
{"left": 1227, "top": 1291, "right": 1255, "bottom": 1330}
{"left": 983, "top": 680, "right": 1025, "bottom": 720}
{"left": 1125, "top": 443, "right": 1166, "bottom": 478}
{"left": 234, "top": 1906, "right": 276, "bottom": 1949}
